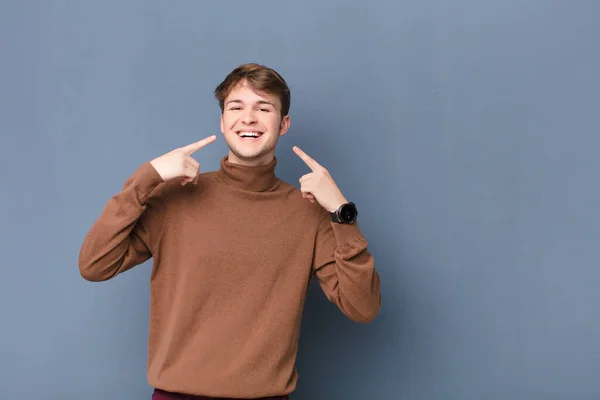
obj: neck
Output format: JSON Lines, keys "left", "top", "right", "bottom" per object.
{"left": 226, "top": 150, "right": 275, "bottom": 167}
{"left": 217, "top": 155, "right": 279, "bottom": 192}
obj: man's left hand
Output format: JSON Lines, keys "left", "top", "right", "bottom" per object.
{"left": 293, "top": 146, "right": 348, "bottom": 213}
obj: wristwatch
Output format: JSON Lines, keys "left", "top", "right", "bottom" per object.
{"left": 330, "top": 202, "right": 358, "bottom": 224}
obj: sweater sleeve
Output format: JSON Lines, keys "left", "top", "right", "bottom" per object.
{"left": 312, "top": 211, "right": 381, "bottom": 323}
{"left": 78, "top": 162, "right": 166, "bottom": 282}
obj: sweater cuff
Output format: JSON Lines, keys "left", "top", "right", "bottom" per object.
{"left": 128, "top": 162, "right": 164, "bottom": 199}
{"left": 330, "top": 220, "right": 365, "bottom": 246}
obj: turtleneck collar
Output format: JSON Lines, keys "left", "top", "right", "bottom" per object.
{"left": 216, "top": 156, "right": 280, "bottom": 192}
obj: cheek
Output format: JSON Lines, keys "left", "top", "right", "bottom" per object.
{"left": 222, "top": 115, "right": 237, "bottom": 129}
{"left": 262, "top": 115, "right": 281, "bottom": 131}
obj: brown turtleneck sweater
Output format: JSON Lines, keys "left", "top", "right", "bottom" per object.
{"left": 78, "top": 156, "right": 381, "bottom": 398}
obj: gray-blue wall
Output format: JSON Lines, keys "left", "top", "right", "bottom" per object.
{"left": 1, "top": 1, "right": 599, "bottom": 399}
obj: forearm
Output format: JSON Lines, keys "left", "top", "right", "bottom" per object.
{"left": 314, "top": 220, "right": 382, "bottom": 323}
{"left": 78, "top": 162, "right": 164, "bottom": 281}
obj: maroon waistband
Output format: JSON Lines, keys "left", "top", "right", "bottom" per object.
{"left": 152, "top": 388, "right": 290, "bottom": 400}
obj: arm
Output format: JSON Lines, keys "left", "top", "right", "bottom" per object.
{"left": 79, "top": 136, "right": 216, "bottom": 281}
{"left": 292, "top": 146, "right": 381, "bottom": 322}
{"left": 78, "top": 162, "right": 166, "bottom": 282}
{"left": 312, "top": 213, "right": 381, "bottom": 323}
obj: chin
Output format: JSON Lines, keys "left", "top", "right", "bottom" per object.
{"left": 229, "top": 145, "right": 275, "bottom": 164}
{"left": 225, "top": 133, "right": 275, "bottom": 157}
{"left": 234, "top": 149, "right": 264, "bottom": 160}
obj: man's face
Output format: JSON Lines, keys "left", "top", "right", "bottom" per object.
{"left": 220, "top": 79, "right": 290, "bottom": 166}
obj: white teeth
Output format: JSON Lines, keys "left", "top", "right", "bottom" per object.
{"left": 239, "top": 131, "right": 261, "bottom": 138}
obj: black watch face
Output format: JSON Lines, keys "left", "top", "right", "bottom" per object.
{"left": 340, "top": 203, "right": 357, "bottom": 222}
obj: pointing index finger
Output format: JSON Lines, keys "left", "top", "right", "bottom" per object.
{"left": 182, "top": 135, "right": 217, "bottom": 154}
{"left": 293, "top": 146, "right": 320, "bottom": 171}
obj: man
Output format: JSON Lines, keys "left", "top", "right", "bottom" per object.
{"left": 79, "top": 63, "right": 381, "bottom": 400}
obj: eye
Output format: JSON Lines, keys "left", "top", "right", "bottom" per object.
{"left": 259, "top": 108, "right": 270, "bottom": 112}
{"left": 229, "top": 106, "right": 242, "bottom": 110}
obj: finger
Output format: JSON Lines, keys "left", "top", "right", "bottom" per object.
{"left": 181, "top": 135, "right": 217, "bottom": 154}
{"left": 300, "top": 188, "right": 315, "bottom": 199}
{"left": 184, "top": 158, "right": 200, "bottom": 173}
{"left": 293, "top": 146, "right": 321, "bottom": 171}
{"left": 302, "top": 192, "right": 316, "bottom": 203}
{"left": 181, "top": 172, "right": 196, "bottom": 186}
{"left": 183, "top": 164, "right": 198, "bottom": 179}
{"left": 185, "top": 156, "right": 200, "bottom": 170}
{"left": 183, "top": 158, "right": 200, "bottom": 185}
{"left": 299, "top": 174, "right": 311, "bottom": 184}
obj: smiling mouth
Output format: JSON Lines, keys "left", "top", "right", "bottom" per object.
{"left": 237, "top": 131, "right": 264, "bottom": 140}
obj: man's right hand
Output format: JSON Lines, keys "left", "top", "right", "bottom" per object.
{"left": 150, "top": 135, "right": 217, "bottom": 185}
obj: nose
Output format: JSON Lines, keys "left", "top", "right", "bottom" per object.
{"left": 241, "top": 108, "right": 257, "bottom": 124}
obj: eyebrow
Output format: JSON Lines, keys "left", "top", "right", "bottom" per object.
{"left": 225, "top": 99, "right": 276, "bottom": 107}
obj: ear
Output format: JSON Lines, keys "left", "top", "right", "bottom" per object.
{"left": 220, "top": 113, "right": 224, "bottom": 133}
{"left": 279, "top": 115, "right": 291, "bottom": 137}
